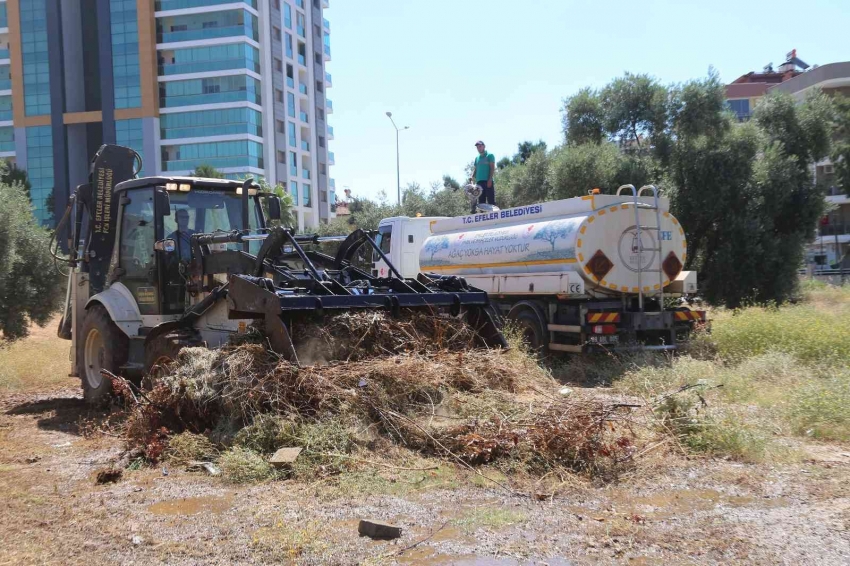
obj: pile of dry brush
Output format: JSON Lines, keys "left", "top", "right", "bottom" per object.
{"left": 115, "top": 312, "right": 644, "bottom": 477}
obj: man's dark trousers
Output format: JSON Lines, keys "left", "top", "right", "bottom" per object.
{"left": 474, "top": 180, "right": 495, "bottom": 212}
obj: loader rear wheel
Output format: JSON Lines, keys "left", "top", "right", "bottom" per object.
{"left": 79, "top": 305, "right": 129, "bottom": 406}
{"left": 143, "top": 331, "right": 203, "bottom": 390}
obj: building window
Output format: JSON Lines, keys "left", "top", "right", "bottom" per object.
{"left": 284, "top": 3, "right": 292, "bottom": 29}
{"left": 726, "top": 99, "right": 750, "bottom": 121}
{"left": 116, "top": 119, "right": 145, "bottom": 176}
{"left": 291, "top": 181, "right": 298, "bottom": 204}
{"left": 25, "top": 126, "right": 54, "bottom": 225}
{"left": 303, "top": 184, "right": 312, "bottom": 207}
{"left": 274, "top": 58, "right": 283, "bottom": 72}
{"left": 287, "top": 92, "right": 295, "bottom": 118}
{"left": 288, "top": 122, "right": 296, "bottom": 147}
{"left": 314, "top": 52, "right": 322, "bottom": 65}
{"left": 277, "top": 150, "right": 286, "bottom": 163}
{"left": 319, "top": 163, "right": 326, "bottom": 175}
{"left": 296, "top": 13, "right": 305, "bottom": 38}
{"left": 202, "top": 20, "right": 219, "bottom": 29}
{"left": 317, "top": 108, "right": 324, "bottom": 121}
{"left": 160, "top": 108, "right": 263, "bottom": 139}
{"left": 316, "top": 81, "right": 323, "bottom": 93}
{"left": 273, "top": 26, "right": 281, "bottom": 41}
{"left": 20, "top": 0, "right": 52, "bottom": 116}
{"left": 161, "top": 140, "right": 265, "bottom": 172}
{"left": 285, "top": 33, "right": 293, "bottom": 59}
{"left": 275, "top": 89, "right": 284, "bottom": 103}
{"left": 318, "top": 136, "right": 325, "bottom": 148}
{"left": 159, "top": 44, "right": 261, "bottom": 76}
{"left": 290, "top": 151, "right": 297, "bottom": 177}
{"left": 110, "top": 0, "right": 142, "bottom": 109}
{"left": 273, "top": 0, "right": 280, "bottom": 9}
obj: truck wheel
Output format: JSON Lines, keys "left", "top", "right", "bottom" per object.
{"left": 79, "top": 305, "right": 129, "bottom": 405}
{"left": 512, "top": 310, "right": 546, "bottom": 354}
{"left": 143, "top": 331, "right": 202, "bottom": 390}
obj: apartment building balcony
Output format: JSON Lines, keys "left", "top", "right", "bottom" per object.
{"left": 302, "top": 169, "right": 310, "bottom": 180}
{"left": 0, "top": 48, "right": 9, "bottom": 62}
{"left": 326, "top": 99, "right": 333, "bottom": 113}
{"left": 298, "top": 83, "right": 308, "bottom": 97}
{"left": 298, "top": 111, "right": 308, "bottom": 123}
{"left": 323, "top": 44, "right": 331, "bottom": 61}
{"left": 324, "top": 71, "right": 332, "bottom": 87}
{"left": 329, "top": 178, "right": 335, "bottom": 190}
{"left": 297, "top": 54, "right": 306, "bottom": 67}
{"left": 159, "top": 57, "right": 260, "bottom": 76}
{"left": 160, "top": 89, "right": 262, "bottom": 108}
{"left": 327, "top": 125, "right": 333, "bottom": 140}
{"left": 323, "top": 18, "right": 330, "bottom": 31}
{"left": 327, "top": 151, "right": 334, "bottom": 165}
{"left": 300, "top": 140, "right": 310, "bottom": 152}
{"left": 322, "top": 0, "right": 329, "bottom": 8}
{"left": 157, "top": 22, "right": 259, "bottom": 45}
{"left": 156, "top": 0, "right": 257, "bottom": 13}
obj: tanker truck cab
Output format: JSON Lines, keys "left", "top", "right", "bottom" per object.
{"left": 376, "top": 186, "right": 706, "bottom": 354}
{"left": 373, "top": 216, "right": 441, "bottom": 278}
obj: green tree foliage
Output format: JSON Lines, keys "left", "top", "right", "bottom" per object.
{"left": 0, "top": 162, "right": 32, "bottom": 200}
{"left": 833, "top": 95, "right": 850, "bottom": 195}
{"left": 0, "top": 180, "right": 64, "bottom": 339}
{"left": 192, "top": 164, "right": 225, "bottom": 179}
{"left": 256, "top": 179, "right": 296, "bottom": 229}
{"left": 599, "top": 72, "right": 668, "bottom": 151}
{"left": 513, "top": 140, "right": 548, "bottom": 165}
{"left": 562, "top": 87, "right": 605, "bottom": 145}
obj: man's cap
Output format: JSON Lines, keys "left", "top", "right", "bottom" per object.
{"left": 474, "top": 140, "right": 485, "bottom": 146}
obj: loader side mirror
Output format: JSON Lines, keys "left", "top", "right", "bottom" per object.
{"left": 267, "top": 196, "right": 282, "bottom": 221}
{"left": 154, "top": 188, "right": 171, "bottom": 217}
{"left": 154, "top": 239, "right": 176, "bottom": 253}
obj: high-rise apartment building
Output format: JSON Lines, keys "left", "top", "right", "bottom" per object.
{"left": 2, "top": 0, "right": 335, "bottom": 230}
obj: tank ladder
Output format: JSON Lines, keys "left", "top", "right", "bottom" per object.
{"left": 615, "top": 184, "right": 665, "bottom": 312}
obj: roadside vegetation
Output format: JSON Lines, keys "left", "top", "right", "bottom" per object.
{"left": 588, "top": 280, "right": 850, "bottom": 462}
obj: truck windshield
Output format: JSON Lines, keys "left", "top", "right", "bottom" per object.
{"left": 165, "top": 190, "right": 263, "bottom": 255}
{"left": 373, "top": 224, "right": 392, "bottom": 262}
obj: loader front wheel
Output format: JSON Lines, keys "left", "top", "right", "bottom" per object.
{"left": 143, "top": 331, "right": 202, "bottom": 390}
{"left": 79, "top": 305, "right": 129, "bottom": 405}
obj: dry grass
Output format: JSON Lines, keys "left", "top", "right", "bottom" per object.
{"left": 0, "top": 316, "right": 74, "bottom": 392}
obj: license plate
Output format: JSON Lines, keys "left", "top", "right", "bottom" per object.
{"left": 589, "top": 334, "right": 619, "bottom": 345}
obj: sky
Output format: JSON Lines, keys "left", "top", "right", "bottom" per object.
{"left": 324, "top": 0, "right": 847, "bottom": 203}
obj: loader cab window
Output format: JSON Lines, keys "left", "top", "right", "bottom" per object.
{"left": 163, "top": 190, "right": 263, "bottom": 254}
{"left": 119, "top": 190, "right": 156, "bottom": 278}
{"left": 118, "top": 189, "right": 158, "bottom": 315}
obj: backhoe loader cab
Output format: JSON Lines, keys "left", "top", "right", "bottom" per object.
{"left": 57, "top": 144, "right": 505, "bottom": 404}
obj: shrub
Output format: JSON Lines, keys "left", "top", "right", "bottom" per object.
{"left": 218, "top": 446, "right": 275, "bottom": 483}
{"left": 164, "top": 432, "right": 219, "bottom": 466}
{"left": 0, "top": 181, "right": 64, "bottom": 339}
{"left": 788, "top": 375, "right": 850, "bottom": 441}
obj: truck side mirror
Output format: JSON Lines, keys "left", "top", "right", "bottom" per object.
{"left": 267, "top": 196, "right": 282, "bottom": 221}
{"left": 155, "top": 188, "right": 171, "bottom": 217}
{"left": 154, "top": 239, "right": 176, "bottom": 253}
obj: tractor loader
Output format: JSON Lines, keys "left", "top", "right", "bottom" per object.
{"left": 54, "top": 145, "right": 506, "bottom": 404}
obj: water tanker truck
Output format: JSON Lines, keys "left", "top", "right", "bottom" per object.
{"left": 373, "top": 185, "right": 706, "bottom": 353}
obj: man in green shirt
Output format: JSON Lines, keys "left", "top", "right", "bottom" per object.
{"left": 472, "top": 140, "right": 496, "bottom": 212}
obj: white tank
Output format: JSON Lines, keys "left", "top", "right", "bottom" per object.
{"left": 419, "top": 193, "right": 687, "bottom": 296}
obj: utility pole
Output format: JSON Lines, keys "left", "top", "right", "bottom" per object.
{"left": 385, "top": 112, "right": 409, "bottom": 206}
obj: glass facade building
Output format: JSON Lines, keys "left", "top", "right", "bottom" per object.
{"left": 8, "top": 0, "right": 334, "bottom": 230}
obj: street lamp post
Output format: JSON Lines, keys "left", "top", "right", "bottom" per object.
{"left": 385, "top": 112, "right": 409, "bottom": 206}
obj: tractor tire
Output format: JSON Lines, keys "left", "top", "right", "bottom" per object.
{"left": 511, "top": 310, "right": 546, "bottom": 354}
{"left": 143, "top": 331, "right": 203, "bottom": 390}
{"left": 79, "top": 304, "right": 129, "bottom": 406}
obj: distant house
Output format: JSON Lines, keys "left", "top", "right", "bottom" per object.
{"left": 726, "top": 53, "right": 850, "bottom": 266}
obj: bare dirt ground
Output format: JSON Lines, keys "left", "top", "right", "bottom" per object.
{"left": 1, "top": 325, "right": 849, "bottom": 565}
